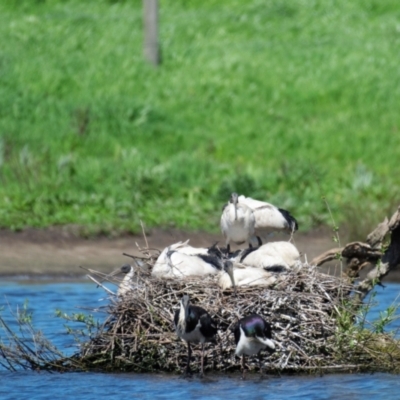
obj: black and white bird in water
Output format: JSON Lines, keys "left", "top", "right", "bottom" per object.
{"left": 237, "top": 195, "right": 298, "bottom": 246}
{"left": 174, "top": 295, "right": 218, "bottom": 377}
{"left": 233, "top": 314, "right": 276, "bottom": 378}
{"left": 220, "top": 192, "right": 256, "bottom": 254}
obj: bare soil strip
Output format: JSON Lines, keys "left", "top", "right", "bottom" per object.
{"left": 1, "top": 227, "right": 399, "bottom": 280}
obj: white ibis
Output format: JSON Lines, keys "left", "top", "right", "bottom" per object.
{"left": 235, "top": 241, "right": 301, "bottom": 269}
{"left": 237, "top": 195, "right": 298, "bottom": 245}
{"left": 152, "top": 244, "right": 224, "bottom": 278}
{"left": 104, "top": 264, "right": 136, "bottom": 298}
{"left": 218, "top": 261, "right": 279, "bottom": 292}
{"left": 163, "top": 240, "right": 210, "bottom": 256}
{"left": 233, "top": 314, "right": 275, "bottom": 377}
{"left": 174, "top": 294, "right": 218, "bottom": 376}
{"left": 220, "top": 192, "right": 256, "bottom": 253}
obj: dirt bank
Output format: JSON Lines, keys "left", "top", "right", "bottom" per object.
{"left": 1, "top": 227, "right": 399, "bottom": 281}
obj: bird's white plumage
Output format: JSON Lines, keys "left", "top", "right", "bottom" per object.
{"left": 220, "top": 201, "right": 255, "bottom": 248}
{"left": 177, "top": 321, "right": 205, "bottom": 343}
{"left": 156, "top": 240, "right": 208, "bottom": 259}
{"left": 176, "top": 301, "right": 206, "bottom": 343}
{"left": 218, "top": 264, "right": 277, "bottom": 290}
{"left": 165, "top": 240, "right": 210, "bottom": 256}
{"left": 117, "top": 267, "right": 135, "bottom": 297}
{"left": 241, "top": 253, "right": 289, "bottom": 269}
{"left": 237, "top": 195, "right": 296, "bottom": 241}
{"left": 235, "top": 326, "right": 276, "bottom": 356}
{"left": 237, "top": 241, "right": 301, "bottom": 269}
{"left": 152, "top": 243, "right": 220, "bottom": 278}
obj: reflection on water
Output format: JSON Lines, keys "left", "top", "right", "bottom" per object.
{"left": 1, "top": 280, "right": 400, "bottom": 399}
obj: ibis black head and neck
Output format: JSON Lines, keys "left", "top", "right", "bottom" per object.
{"left": 207, "top": 242, "right": 225, "bottom": 259}
{"left": 174, "top": 295, "right": 218, "bottom": 377}
{"left": 177, "top": 295, "right": 202, "bottom": 332}
{"left": 120, "top": 264, "right": 132, "bottom": 274}
{"left": 224, "top": 260, "right": 237, "bottom": 296}
{"left": 230, "top": 192, "right": 239, "bottom": 220}
{"left": 100, "top": 264, "right": 132, "bottom": 284}
{"left": 234, "top": 314, "right": 275, "bottom": 354}
{"left": 175, "top": 295, "right": 218, "bottom": 341}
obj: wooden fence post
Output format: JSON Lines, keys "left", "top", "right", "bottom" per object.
{"left": 143, "top": 0, "right": 161, "bottom": 66}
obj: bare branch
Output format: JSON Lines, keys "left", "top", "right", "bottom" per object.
{"left": 311, "top": 247, "right": 342, "bottom": 267}
{"left": 352, "top": 207, "right": 400, "bottom": 306}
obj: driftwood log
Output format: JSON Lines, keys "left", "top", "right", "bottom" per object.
{"left": 311, "top": 206, "right": 400, "bottom": 307}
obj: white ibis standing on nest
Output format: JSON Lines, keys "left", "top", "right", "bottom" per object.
{"left": 233, "top": 314, "right": 275, "bottom": 377}
{"left": 237, "top": 195, "right": 298, "bottom": 245}
{"left": 220, "top": 192, "right": 256, "bottom": 253}
{"left": 174, "top": 295, "right": 218, "bottom": 376}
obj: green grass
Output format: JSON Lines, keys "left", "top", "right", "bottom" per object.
{"left": 0, "top": 0, "right": 400, "bottom": 236}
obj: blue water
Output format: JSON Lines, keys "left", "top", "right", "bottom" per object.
{"left": 1, "top": 280, "right": 400, "bottom": 399}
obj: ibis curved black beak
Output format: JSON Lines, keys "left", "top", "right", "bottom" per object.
{"left": 224, "top": 261, "right": 237, "bottom": 296}
{"left": 230, "top": 192, "right": 239, "bottom": 221}
{"left": 181, "top": 295, "right": 190, "bottom": 308}
{"left": 181, "top": 295, "right": 190, "bottom": 319}
{"left": 100, "top": 264, "right": 131, "bottom": 285}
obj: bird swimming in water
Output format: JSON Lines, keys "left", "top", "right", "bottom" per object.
{"left": 220, "top": 192, "right": 256, "bottom": 253}
{"left": 174, "top": 295, "right": 218, "bottom": 376}
{"left": 233, "top": 314, "right": 275, "bottom": 377}
{"left": 237, "top": 195, "right": 298, "bottom": 245}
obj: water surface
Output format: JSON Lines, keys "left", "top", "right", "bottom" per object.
{"left": 1, "top": 280, "right": 400, "bottom": 399}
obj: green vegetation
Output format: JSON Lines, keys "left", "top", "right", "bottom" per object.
{"left": 1, "top": 0, "right": 400, "bottom": 235}
{"left": 55, "top": 309, "right": 98, "bottom": 342}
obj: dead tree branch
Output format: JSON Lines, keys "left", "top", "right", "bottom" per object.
{"left": 352, "top": 207, "right": 400, "bottom": 306}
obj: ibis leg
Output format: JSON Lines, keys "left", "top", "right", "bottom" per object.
{"left": 186, "top": 342, "right": 192, "bottom": 375}
{"left": 227, "top": 244, "right": 231, "bottom": 254}
{"left": 256, "top": 236, "right": 262, "bottom": 247}
{"left": 241, "top": 355, "right": 246, "bottom": 379}
{"left": 258, "top": 352, "right": 263, "bottom": 374}
{"left": 200, "top": 343, "right": 205, "bottom": 377}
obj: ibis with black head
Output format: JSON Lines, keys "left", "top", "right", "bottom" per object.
{"left": 233, "top": 314, "right": 275, "bottom": 377}
{"left": 152, "top": 241, "right": 224, "bottom": 279}
{"left": 174, "top": 295, "right": 218, "bottom": 376}
{"left": 220, "top": 192, "right": 256, "bottom": 254}
{"left": 234, "top": 241, "right": 301, "bottom": 269}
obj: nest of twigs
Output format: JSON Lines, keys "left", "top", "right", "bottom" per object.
{"left": 3, "top": 203, "right": 400, "bottom": 374}
{"left": 77, "top": 261, "right": 388, "bottom": 374}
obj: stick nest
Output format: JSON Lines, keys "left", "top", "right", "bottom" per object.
{"left": 78, "top": 262, "right": 387, "bottom": 374}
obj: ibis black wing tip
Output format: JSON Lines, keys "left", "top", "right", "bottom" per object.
{"left": 263, "top": 265, "right": 287, "bottom": 273}
{"left": 278, "top": 208, "right": 299, "bottom": 231}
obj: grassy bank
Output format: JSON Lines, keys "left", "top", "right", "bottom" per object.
{"left": 0, "top": 0, "right": 400, "bottom": 236}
